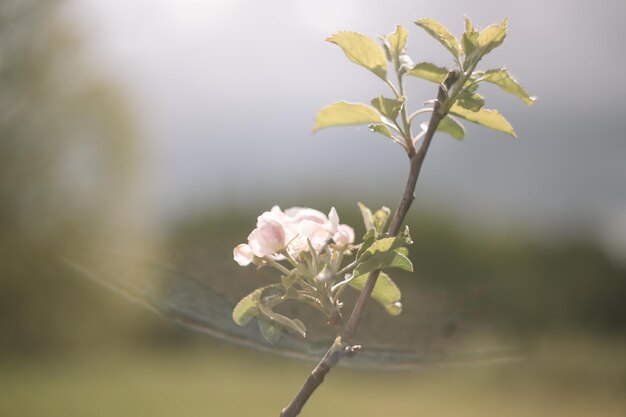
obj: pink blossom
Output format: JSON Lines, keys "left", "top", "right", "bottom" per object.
{"left": 233, "top": 205, "right": 355, "bottom": 265}
{"left": 248, "top": 218, "right": 286, "bottom": 257}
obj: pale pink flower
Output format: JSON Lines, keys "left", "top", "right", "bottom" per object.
{"left": 233, "top": 205, "right": 355, "bottom": 266}
{"left": 233, "top": 244, "right": 254, "bottom": 266}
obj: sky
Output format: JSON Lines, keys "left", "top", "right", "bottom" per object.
{"left": 65, "top": 0, "right": 626, "bottom": 258}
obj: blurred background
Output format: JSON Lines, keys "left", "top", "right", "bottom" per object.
{"left": 1, "top": 0, "right": 624, "bottom": 416}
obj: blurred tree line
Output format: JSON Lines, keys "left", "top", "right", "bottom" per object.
{"left": 169, "top": 203, "right": 626, "bottom": 343}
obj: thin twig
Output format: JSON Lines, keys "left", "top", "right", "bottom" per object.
{"left": 280, "top": 71, "right": 459, "bottom": 417}
{"left": 346, "top": 71, "right": 459, "bottom": 337}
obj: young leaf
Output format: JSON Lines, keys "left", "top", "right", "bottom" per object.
{"left": 456, "top": 91, "right": 485, "bottom": 112}
{"left": 437, "top": 115, "right": 465, "bottom": 141}
{"left": 384, "top": 25, "right": 409, "bottom": 68}
{"left": 356, "top": 227, "right": 377, "bottom": 259}
{"left": 257, "top": 315, "right": 285, "bottom": 345}
{"left": 327, "top": 31, "right": 388, "bottom": 80}
{"left": 449, "top": 104, "right": 517, "bottom": 137}
{"left": 461, "top": 16, "right": 480, "bottom": 61}
{"left": 480, "top": 68, "right": 536, "bottom": 106}
{"left": 349, "top": 272, "right": 402, "bottom": 315}
{"left": 407, "top": 62, "right": 449, "bottom": 84}
{"left": 371, "top": 96, "right": 405, "bottom": 120}
{"left": 369, "top": 123, "right": 394, "bottom": 139}
{"left": 353, "top": 250, "right": 413, "bottom": 277}
{"left": 477, "top": 19, "right": 507, "bottom": 56}
{"left": 414, "top": 18, "right": 461, "bottom": 61}
{"left": 232, "top": 288, "right": 263, "bottom": 326}
{"left": 313, "top": 101, "right": 382, "bottom": 132}
{"left": 464, "top": 15, "right": 473, "bottom": 33}
{"left": 395, "top": 246, "right": 409, "bottom": 257}
{"left": 372, "top": 206, "right": 391, "bottom": 235}
{"left": 358, "top": 226, "right": 412, "bottom": 263}
{"left": 292, "top": 319, "right": 307, "bottom": 336}
{"left": 357, "top": 202, "right": 374, "bottom": 231}
{"left": 259, "top": 303, "right": 307, "bottom": 338}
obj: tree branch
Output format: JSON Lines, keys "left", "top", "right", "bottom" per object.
{"left": 346, "top": 70, "right": 458, "bottom": 341}
{"left": 280, "top": 71, "right": 459, "bottom": 417}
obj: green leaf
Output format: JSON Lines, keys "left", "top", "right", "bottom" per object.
{"left": 327, "top": 31, "right": 388, "bottom": 80}
{"left": 358, "top": 226, "right": 412, "bottom": 263}
{"left": 396, "top": 246, "right": 409, "bottom": 257}
{"left": 371, "top": 96, "right": 405, "bottom": 120}
{"left": 480, "top": 68, "right": 536, "bottom": 106}
{"left": 369, "top": 123, "right": 393, "bottom": 139}
{"left": 477, "top": 18, "right": 507, "bottom": 56}
{"left": 437, "top": 116, "right": 465, "bottom": 141}
{"left": 357, "top": 202, "right": 374, "bottom": 231}
{"left": 356, "top": 227, "right": 377, "bottom": 259}
{"left": 232, "top": 288, "right": 262, "bottom": 326}
{"left": 414, "top": 18, "right": 461, "bottom": 61}
{"left": 353, "top": 250, "right": 413, "bottom": 277}
{"left": 349, "top": 272, "right": 402, "bottom": 316}
{"left": 456, "top": 91, "right": 485, "bottom": 112}
{"left": 372, "top": 206, "right": 391, "bottom": 235}
{"left": 384, "top": 25, "right": 409, "bottom": 68}
{"left": 449, "top": 104, "right": 516, "bottom": 138}
{"left": 292, "top": 319, "right": 307, "bottom": 336}
{"left": 257, "top": 315, "right": 285, "bottom": 345}
{"left": 258, "top": 303, "right": 306, "bottom": 338}
{"left": 407, "top": 62, "right": 449, "bottom": 84}
{"left": 461, "top": 16, "right": 479, "bottom": 60}
{"left": 313, "top": 101, "right": 382, "bottom": 132}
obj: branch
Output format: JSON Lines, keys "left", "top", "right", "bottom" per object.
{"left": 346, "top": 70, "right": 459, "bottom": 339}
{"left": 280, "top": 71, "right": 459, "bottom": 417}
{"left": 280, "top": 338, "right": 345, "bottom": 417}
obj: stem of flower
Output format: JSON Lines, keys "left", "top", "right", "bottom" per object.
{"left": 266, "top": 258, "right": 293, "bottom": 276}
{"left": 279, "top": 71, "right": 460, "bottom": 417}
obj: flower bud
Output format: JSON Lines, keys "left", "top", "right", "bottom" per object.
{"left": 233, "top": 244, "right": 254, "bottom": 266}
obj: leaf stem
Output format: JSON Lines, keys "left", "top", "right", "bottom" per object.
{"left": 335, "top": 259, "right": 358, "bottom": 277}
{"left": 266, "top": 258, "right": 293, "bottom": 276}
{"left": 384, "top": 79, "right": 401, "bottom": 98}
{"left": 407, "top": 108, "right": 433, "bottom": 125}
{"left": 396, "top": 70, "right": 413, "bottom": 150}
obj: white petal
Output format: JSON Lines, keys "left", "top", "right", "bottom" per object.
{"left": 285, "top": 207, "right": 328, "bottom": 224}
{"left": 248, "top": 220, "right": 286, "bottom": 257}
{"left": 333, "top": 224, "right": 355, "bottom": 245}
{"left": 328, "top": 207, "right": 339, "bottom": 232}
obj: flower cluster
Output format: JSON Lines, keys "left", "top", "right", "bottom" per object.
{"left": 233, "top": 206, "right": 355, "bottom": 266}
